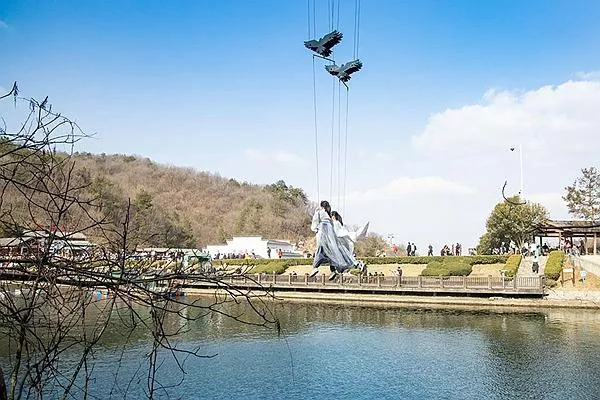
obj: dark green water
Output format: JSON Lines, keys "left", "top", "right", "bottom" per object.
{"left": 4, "top": 298, "right": 600, "bottom": 399}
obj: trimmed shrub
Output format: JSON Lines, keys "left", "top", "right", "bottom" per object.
{"left": 361, "top": 255, "right": 508, "bottom": 266}
{"left": 504, "top": 254, "right": 522, "bottom": 278}
{"left": 421, "top": 260, "right": 472, "bottom": 276}
{"left": 443, "top": 261, "right": 473, "bottom": 276}
{"left": 214, "top": 258, "right": 313, "bottom": 267}
{"left": 213, "top": 255, "right": 508, "bottom": 274}
{"left": 249, "top": 261, "right": 287, "bottom": 274}
{"left": 421, "top": 261, "right": 449, "bottom": 276}
{"left": 544, "top": 250, "right": 565, "bottom": 281}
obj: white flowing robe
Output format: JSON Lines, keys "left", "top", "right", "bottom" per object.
{"left": 311, "top": 209, "right": 354, "bottom": 271}
{"left": 333, "top": 220, "right": 356, "bottom": 256}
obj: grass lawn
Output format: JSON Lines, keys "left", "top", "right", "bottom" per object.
{"left": 469, "top": 264, "right": 507, "bottom": 277}
{"left": 555, "top": 264, "right": 600, "bottom": 290}
{"left": 283, "top": 263, "right": 427, "bottom": 276}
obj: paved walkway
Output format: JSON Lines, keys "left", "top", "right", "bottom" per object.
{"left": 518, "top": 255, "right": 547, "bottom": 277}
{"left": 545, "top": 289, "right": 600, "bottom": 302}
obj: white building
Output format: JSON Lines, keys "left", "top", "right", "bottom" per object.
{"left": 204, "top": 236, "right": 302, "bottom": 259}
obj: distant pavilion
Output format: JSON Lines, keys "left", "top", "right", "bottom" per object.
{"left": 535, "top": 220, "right": 600, "bottom": 254}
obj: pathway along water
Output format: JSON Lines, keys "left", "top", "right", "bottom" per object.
{"left": 3, "top": 298, "right": 599, "bottom": 399}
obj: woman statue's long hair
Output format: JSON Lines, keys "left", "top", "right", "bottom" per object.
{"left": 331, "top": 211, "right": 343, "bottom": 226}
{"left": 320, "top": 200, "right": 332, "bottom": 217}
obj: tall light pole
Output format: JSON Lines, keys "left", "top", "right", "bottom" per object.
{"left": 510, "top": 144, "right": 524, "bottom": 199}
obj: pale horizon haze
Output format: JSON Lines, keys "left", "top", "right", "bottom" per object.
{"left": 2, "top": 1, "right": 600, "bottom": 252}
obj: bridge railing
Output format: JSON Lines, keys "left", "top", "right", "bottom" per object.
{"left": 226, "top": 273, "right": 544, "bottom": 291}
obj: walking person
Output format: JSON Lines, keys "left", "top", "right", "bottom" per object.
{"left": 427, "top": 244, "right": 433, "bottom": 257}
{"left": 532, "top": 245, "right": 540, "bottom": 274}
{"left": 309, "top": 201, "right": 355, "bottom": 280}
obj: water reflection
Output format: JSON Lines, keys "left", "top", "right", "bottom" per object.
{"left": 2, "top": 294, "right": 600, "bottom": 399}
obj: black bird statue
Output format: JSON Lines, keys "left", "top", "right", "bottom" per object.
{"left": 325, "top": 59, "right": 363, "bottom": 83}
{"left": 304, "top": 30, "right": 343, "bottom": 57}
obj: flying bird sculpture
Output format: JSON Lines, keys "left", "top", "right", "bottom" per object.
{"left": 325, "top": 59, "right": 363, "bottom": 84}
{"left": 304, "top": 30, "right": 343, "bottom": 57}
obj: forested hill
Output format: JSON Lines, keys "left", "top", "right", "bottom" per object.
{"left": 73, "top": 153, "right": 314, "bottom": 248}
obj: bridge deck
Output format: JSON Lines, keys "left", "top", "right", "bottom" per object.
{"left": 183, "top": 273, "right": 545, "bottom": 297}
{"left": 0, "top": 269, "right": 546, "bottom": 298}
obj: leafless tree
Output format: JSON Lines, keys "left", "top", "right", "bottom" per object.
{"left": 0, "top": 83, "right": 279, "bottom": 400}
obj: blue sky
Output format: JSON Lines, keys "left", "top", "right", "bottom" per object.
{"left": 2, "top": 1, "right": 600, "bottom": 251}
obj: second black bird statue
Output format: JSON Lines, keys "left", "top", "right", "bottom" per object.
{"left": 325, "top": 59, "right": 363, "bottom": 83}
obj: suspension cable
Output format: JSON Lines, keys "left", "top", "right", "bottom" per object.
{"left": 312, "top": 57, "right": 320, "bottom": 202}
{"left": 307, "top": 0, "right": 311, "bottom": 40}
{"left": 342, "top": 87, "right": 349, "bottom": 215}
{"left": 355, "top": 0, "right": 361, "bottom": 58}
{"left": 313, "top": 0, "right": 316, "bottom": 38}
{"left": 336, "top": 0, "right": 341, "bottom": 31}
{"left": 353, "top": 0, "right": 361, "bottom": 59}
{"left": 337, "top": 80, "right": 342, "bottom": 208}
{"left": 329, "top": 76, "right": 336, "bottom": 201}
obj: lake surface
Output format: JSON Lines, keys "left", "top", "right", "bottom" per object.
{"left": 5, "top": 297, "right": 600, "bottom": 399}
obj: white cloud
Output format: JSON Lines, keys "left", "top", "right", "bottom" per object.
{"left": 0, "top": 20, "right": 8, "bottom": 29}
{"left": 274, "top": 150, "right": 304, "bottom": 165}
{"left": 244, "top": 148, "right": 305, "bottom": 166}
{"left": 412, "top": 80, "right": 600, "bottom": 155}
{"left": 347, "top": 176, "right": 476, "bottom": 203}
{"left": 341, "top": 77, "right": 600, "bottom": 251}
{"left": 526, "top": 192, "right": 569, "bottom": 219}
{"left": 575, "top": 71, "right": 600, "bottom": 81}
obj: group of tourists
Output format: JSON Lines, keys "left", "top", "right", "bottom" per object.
{"left": 309, "top": 200, "right": 369, "bottom": 281}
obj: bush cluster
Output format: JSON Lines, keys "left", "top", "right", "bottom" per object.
{"left": 504, "top": 254, "right": 522, "bottom": 278}
{"left": 213, "top": 258, "right": 312, "bottom": 267}
{"left": 249, "top": 262, "right": 287, "bottom": 274}
{"left": 212, "top": 255, "right": 510, "bottom": 275}
{"left": 544, "top": 250, "right": 565, "bottom": 281}
{"left": 421, "top": 260, "right": 473, "bottom": 276}
{"left": 361, "top": 255, "right": 508, "bottom": 266}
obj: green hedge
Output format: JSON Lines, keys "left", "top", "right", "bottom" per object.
{"left": 420, "top": 261, "right": 449, "bottom": 276}
{"left": 249, "top": 262, "right": 287, "bottom": 274}
{"left": 216, "top": 255, "right": 509, "bottom": 268}
{"left": 544, "top": 250, "right": 565, "bottom": 281}
{"left": 504, "top": 254, "right": 522, "bottom": 278}
{"left": 421, "top": 260, "right": 473, "bottom": 276}
{"left": 360, "top": 255, "right": 508, "bottom": 265}
{"left": 212, "top": 256, "right": 508, "bottom": 276}
{"left": 213, "top": 258, "right": 313, "bottom": 267}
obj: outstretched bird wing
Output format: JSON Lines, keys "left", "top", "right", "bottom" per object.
{"left": 320, "top": 30, "right": 343, "bottom": 50}
{"left": 304, "top": 39, "right": 319, "bottom": 52}
{"left": 341, "top": 60, "right": 363, "bottom": 75}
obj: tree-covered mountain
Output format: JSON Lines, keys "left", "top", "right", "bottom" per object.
{"left": 73, "top": 153, "right": 314, "bottom": 248}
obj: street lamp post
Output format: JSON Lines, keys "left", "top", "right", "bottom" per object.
{"left": 518, "top": 143, "right": 524, "bottom": 199}
{"left": 510, "top": 145, "right": 524, "bottom": 200}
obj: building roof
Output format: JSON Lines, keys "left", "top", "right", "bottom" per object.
{"left": 21, "top": 230, "right": 88, "bottom": 240}
{"left": 536, "top": 220, "right": 600, "bottom": 237}
{"left": 266, "top": 239, "right": 293, "bottom": 246}
{"left": 0, "top": 238, "right": 22, "bottom": 247}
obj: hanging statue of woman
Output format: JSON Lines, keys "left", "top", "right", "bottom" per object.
{"left": 330, "top": 211, "right": 369, "bottom": 257}
{"left": 308, "top": 200, "right": 355, "bottom": 280}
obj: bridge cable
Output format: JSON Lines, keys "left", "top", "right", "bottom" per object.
{"left": 329, "top": 76, "right": 336, "bottom": 201}
{"left": 342, "top": 86, "right": 349, "bottom": 215}
{"left": 312, "top": 56, "right": 320, "bottom": 202}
